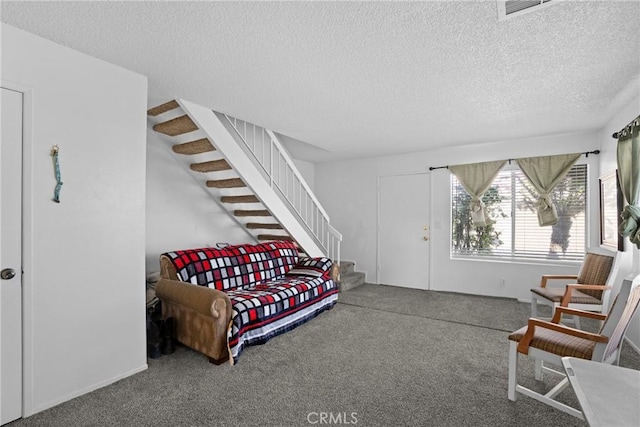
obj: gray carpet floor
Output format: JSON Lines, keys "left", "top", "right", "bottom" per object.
{"left": 9, "top": 284, "right": 640, "bottom": 427}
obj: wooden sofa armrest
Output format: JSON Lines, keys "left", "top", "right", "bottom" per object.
{"left": 156, "top": 279, "right": 233, "bottom": 364}
{"left": 517, "top": 318, "right": 608, "bottom": 354}
{"left": 551, "top": 306, "right": 608, "bottom": 323}
{"left": 540, "top": 274, "right": 579, "bottom": 288}
{"left": 559, "top": 284, "right": 611, "bottom": 307}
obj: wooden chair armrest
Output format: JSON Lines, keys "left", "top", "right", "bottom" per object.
{"left": 540, "top": 274, "right": 579, "bottom": 288}
{"left": 560, "top": 284, "right": 612, "bottom": 307}
{"left": 517, "top": 318, "right": 608, "bottom": 354}
{"left": 551, "top": 306, "right": 608, "bottom": 323}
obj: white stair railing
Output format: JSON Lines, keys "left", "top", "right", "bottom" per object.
{"left": 222, "top": 114, "right": 342, "bottom": 262}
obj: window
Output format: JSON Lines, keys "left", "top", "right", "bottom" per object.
{"left": 451, "top": 164, "right": 587, "bottom": 262}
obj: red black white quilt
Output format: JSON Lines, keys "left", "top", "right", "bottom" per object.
{"left": 163, "top": 241, "right": 298, "bottom": 291}
{"left": 226, "top": 273, "right": 338, "bottom": 364}
{"left": 163, "top": 242, "right": 338, "bottom": 364}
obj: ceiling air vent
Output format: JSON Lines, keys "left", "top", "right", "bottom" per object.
{"left": 497, "top": 0, "right": 555, "bottom": 21}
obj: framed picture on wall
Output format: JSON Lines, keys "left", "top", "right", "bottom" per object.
{"left": 599, "top": 170, "right": 624, "bottom": 251}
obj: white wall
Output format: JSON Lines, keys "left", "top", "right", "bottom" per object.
{"left": 145, "top": 135, "right": 250, "bottom": 272}
{"left": 315, "top": 130, "right": 603, "bottom": 302}
{"left": 145, "top": 126, "right": 317, "bottom": 273}
{"left": 2, "top": 24, "right": 147, "bottom": 415}
{"left": 598, "top": 95, "right": 640, "bottom": 350}
{"left": 292, "top": 158, "right": 315, "bottom": 192}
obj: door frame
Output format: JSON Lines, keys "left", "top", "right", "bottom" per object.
{"left": 1, "top": 80, "right": 35, "bottom": 419}
{"left": 375, "top": 171, "right": 433, "bottom": 289}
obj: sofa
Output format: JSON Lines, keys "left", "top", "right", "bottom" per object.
{"left": 155, "top": 241, "right": 339, "bottom": 365}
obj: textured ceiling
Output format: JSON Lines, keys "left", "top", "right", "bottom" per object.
{"left": 2, "top": 1, "right": 639, "bottom": 162}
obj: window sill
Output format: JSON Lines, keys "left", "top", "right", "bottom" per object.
{"left": 450, "top": 254, "right": 582, "bottom": 268}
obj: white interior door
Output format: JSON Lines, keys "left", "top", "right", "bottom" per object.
{"left": 1, "top": 87, "right": 23, "bottom": 425}
{"left": 378, "top": 173, "right": 430, "bottom": 289}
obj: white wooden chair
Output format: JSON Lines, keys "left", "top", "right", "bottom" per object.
{"left": 508, "top": 279, "right": 640, "bottom": 419}
{"left": 530, "top": 251, "right": 620, "bottom": 328}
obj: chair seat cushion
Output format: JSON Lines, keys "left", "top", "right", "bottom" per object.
{"left": 508, "top": 325, "right": 595, "bottom": 359}
{"left": 530, "top": 287, "right": 602, "bottom": 305}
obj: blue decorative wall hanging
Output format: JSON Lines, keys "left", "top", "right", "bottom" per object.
{"left": 51, "top": 145, "right": 63, "bottom": 203}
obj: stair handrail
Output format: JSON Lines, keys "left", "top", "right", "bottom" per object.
{"left": 327, "top": 223, "right": 342, "bottom": 267}
{"left": 222, "top": 113, "right": 342, "bottom": 261}
{"left": 264, "top": 129, "right": 329, "bottom": 219}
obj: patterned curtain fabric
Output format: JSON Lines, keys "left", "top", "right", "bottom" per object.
{"left": 617, "top": 116, "right": 640, "bottom": 248}
{"left": 516, "top": 153, "right": 581, "bottom": 226}
{"left": 450, "top": 160, "right": 506, "bottom": 227}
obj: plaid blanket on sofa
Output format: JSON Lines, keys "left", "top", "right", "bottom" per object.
{"left": 226, "top": 273, "right": 338, "bottom": 364}
{"left": 163, "top": 242, "right": 338, "bottom": 364}
{"left": 163, "top": 241, "right": 298, "bottom": 290}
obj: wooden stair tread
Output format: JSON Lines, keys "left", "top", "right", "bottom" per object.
{"left": 173, "top": 138, "right": 215, "bottom": 155}
{"left": 221, "top": 195, "right": 260, "bottom": 203}
{"left": 148, "top": 105, "right": 322, "bottom": 259}
{"left": 246, "top": 223, "right": 283, "bottom": 230}
{"left": 147, "top": 100, "right": 179, "bottom": 116}
{"left": 234, "top": 210, "right": 271, "bottom": 217}
{"left": 153, "top": 115, "right": 198, "bottom": 136}
{"left": 258, "top": 234, "right": 293, "bottom": 242}
{"left": 190, "top": 159, "right": 231, "bottom": 172}
{"left": 206, "top": 178, "right": 246, "bottom": 188}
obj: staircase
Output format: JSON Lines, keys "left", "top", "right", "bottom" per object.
{"left": 338, "top": 261, "right": 366, "bottom": 292}
{"left": 147, "top": 99, "right": 341, "bottom": 262}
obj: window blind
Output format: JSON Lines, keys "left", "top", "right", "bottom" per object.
{"left": 452, "top": 164, "right": 587, "bottom": 262}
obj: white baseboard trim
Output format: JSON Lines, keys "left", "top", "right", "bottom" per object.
{"left": 25, "top": 363, "right": 148, "bottom": 417}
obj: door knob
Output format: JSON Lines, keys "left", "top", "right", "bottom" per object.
{"left": 1, "top": 268, "right": 16, "bottom": 280}
{"left": 423, "top": 236, "right": 429, "bottom": 241}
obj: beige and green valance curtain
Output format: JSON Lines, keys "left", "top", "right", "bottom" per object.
{"left": 449, "top": 160, "right": 506, "bottom": 227}
{"left": 449, "top": 152, "right": 584, "bottom": 228}
{"left": 617, "top": 116, "right": 640, "bottom": 248}
{"left": 516, "top": 153, "right": 581, "bottom": 226}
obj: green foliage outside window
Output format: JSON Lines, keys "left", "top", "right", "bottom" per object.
{"left": 452, "top": 164, "right": 587, "bottom": 261}
{"left": 452, "top": 185, "right": 507, "bottom": 254}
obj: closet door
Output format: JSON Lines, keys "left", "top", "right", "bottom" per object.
{"left": 1, "top": 87, "right": 23, "bottom": 425}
